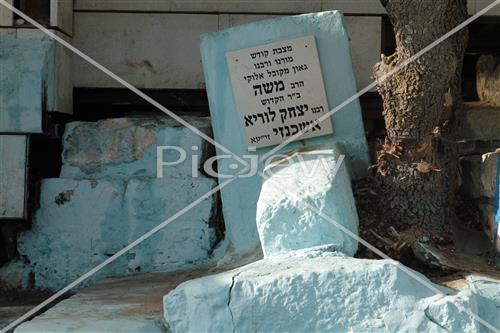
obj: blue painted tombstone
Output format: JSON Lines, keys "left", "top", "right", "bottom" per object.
{"left": 200, "top": 11, "right": 369, "bottom": 255}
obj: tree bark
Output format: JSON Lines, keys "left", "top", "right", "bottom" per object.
{"left": 373, "top": 0, "right": 468, "bottom": 243}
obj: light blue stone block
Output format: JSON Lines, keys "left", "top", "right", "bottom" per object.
{"left": 165, "top": 249, "right": 483, "bottom": 333}
{"left": 256, "top": 146, "right": 359, "bottom": 257}
{"left": 123, "top": 177, "right": 217, "bottom": 272}
{"left": 200, "top": 11, "right": 369, "bottom": 255}
{"left": 17, "top": 178, "right": 128, "bottom": 291}
{"left": 60, "top": 117, "right": 212, "bottom": 179}
{"left": 0, "top": 33, "right": 56, "bottom": 133}
{"left": 164, "top": 249, "right": 500, "bottom": 333}
{"left": 17, "top": 176, "right": 217, "bottom": 291}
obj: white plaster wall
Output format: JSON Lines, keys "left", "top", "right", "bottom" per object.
{"left": 74, "top": 0, "right": 500, "bottom": 16}
{"left": 73, "top": 12, "right": 219, "bottom": 89}
{"left": 50, "top": 0, "right": 74, "bottom": 36}
{"left": 73, "top": 12, "right": 381, "bottom": 90}
{"left": 0, "top": 0, "right": 13, "bottom": 26}
{"left": 72, "top": 0, "right": 498, "bottom": 90}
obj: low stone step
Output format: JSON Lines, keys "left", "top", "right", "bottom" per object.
{"left": 15, "top": 176, "right": 218, "bottom": 291}
{"left": 60, "top": 116, "right": 213, "bottom": 179}
{"left": 12, "top": 269, "right": 209, "bottom": 333}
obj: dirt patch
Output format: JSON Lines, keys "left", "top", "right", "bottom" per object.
{"left": 353, "top": 177, "right": 499, "bottom": 282}
{"left": 54, "top": 190, "right": 74, "bottom": 206}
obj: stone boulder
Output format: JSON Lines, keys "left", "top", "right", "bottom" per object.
{"left": 256, "top": 146, "right": 359, "bottom": 257}
{"left": 163, "top": 249, "right": 500, "bottom": 333}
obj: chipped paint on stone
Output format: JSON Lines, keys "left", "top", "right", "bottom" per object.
{"left": 61, "top": 117, "right": 213, "bottom": 179}
{"left": 16, "top": 176, "right": 217, "bottom": 291}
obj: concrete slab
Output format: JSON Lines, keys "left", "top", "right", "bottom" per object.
{"left": 73, "top": 12, "right": 218, "bottom": 89}
{"left": 10, "top": 256, "right": 259, "bottom": 333}
{"left": 12, "top": 269, "right": 211, "bottom": 333}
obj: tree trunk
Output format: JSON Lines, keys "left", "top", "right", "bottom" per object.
{"left": 373, "top": 0, "right": 468, "bottom": 243}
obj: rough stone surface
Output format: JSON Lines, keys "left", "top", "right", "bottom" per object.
{"left": 61, "top": 116, "right": 213, "bottom": 179}
{"left": 16, "top": 176, "right": 217, "bottom": 291}
{"left": 460, "top": 103, "right": 500, "bottom": 142}
{"left": 201, "top": 11, "right": 370, "bottom": 255}
{"left": 256, "top": 146, "right": 358, "bottom": 257}
{"left": 164, "top": 249, "right": 500, "bottom": 333}
{"left": 461, "top": 150, "right": 500, "bottom": 252}
{"left": 477, "top": 54, "right": 500, "bottom": 106}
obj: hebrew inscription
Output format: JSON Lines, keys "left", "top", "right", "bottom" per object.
{"left": 227, "top": 35, "right": 333, "bottom": 148}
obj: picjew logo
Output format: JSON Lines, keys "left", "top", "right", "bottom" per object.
{"left": 157, "top": 146, "right": 344, "bottom": 179}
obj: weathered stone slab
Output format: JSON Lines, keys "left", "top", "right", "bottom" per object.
{"left": 164, "top": 249, "right": 499, "bottom": 333}
{"left": 16, "top": 176, "right": 217, "bottom": 291}
{"left": 201, "top": 11, "right": 370, "bottom": 255}
{"left": 256, "top": 146, "right": 358, "bottom": 257}
{"left": 12, "top": 270, "right": 210, "bottom": 333}
{"left": 477, "top": 54, "right": 500, "bottom": 106}
{"left": 60, "top": 117, "right": 213, "bottom": 179}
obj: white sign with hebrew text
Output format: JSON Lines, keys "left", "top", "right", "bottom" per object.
{"left": 226, "top": 35, "right": 333, "bottom": 148}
